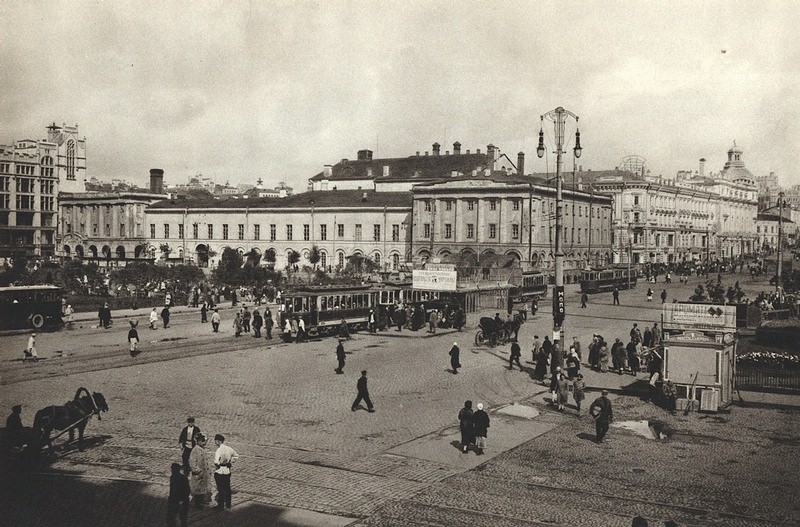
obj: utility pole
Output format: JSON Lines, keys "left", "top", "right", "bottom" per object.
{"left": 537, "top": 107, "right": 581, "bottom": 356}
{"left": 777, "top": 191, "right": 785, "bottom": 294}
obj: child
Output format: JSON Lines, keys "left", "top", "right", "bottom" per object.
{"left": 128, "top": 320, "right": 140, "bottom": 355}
{"left": 24, "top": 333, "right": 39, "bottom": 362}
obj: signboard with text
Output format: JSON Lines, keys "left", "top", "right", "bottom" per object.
{"left": 412, "top": 269, "right": 458, "bottom": 291}
{"left": 662, "top": 303, "right": 737, "bottom": 331}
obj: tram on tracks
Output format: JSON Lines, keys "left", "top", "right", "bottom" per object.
{"left": 508, "top": 271, "right": 548, "bottom": 305}
{"left": 579, "top": 266, "right": 638, "bottom": 294}
{"left": 278, "top": 284, "right": 376, "bottom": 337}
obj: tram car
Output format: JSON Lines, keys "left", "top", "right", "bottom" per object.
{"left": 508, "top": 271, "right": 549, "bottom": 305}
{"left": 579, "top": 266, "right": 638, "bottom": 294}
{"left": 278, "top": 284, "right": 376, "bottom": 337}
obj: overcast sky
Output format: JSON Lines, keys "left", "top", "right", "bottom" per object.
{"left": 2, "top": 0, "right": 798, "bottom": 190}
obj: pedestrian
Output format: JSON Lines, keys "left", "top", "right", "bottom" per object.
{"left": 394, "top": 306, "right": 406, "bottom": 332}
{"left": 627, "top": 339, "right": 640, "bottom": 374}
{"left": 178, "top": 417, "right": 201, "bottom": 471}
{"left": 233, "top": 312, "right": 243, "bottom": 337}
{"left": 458, "top": 400, "right": 474, "bottom": 453}
{"left": 556, "top": 372, "right": 570, "bottom": 411}
{"left": 599, "top": 339, "right": 610, "bottom": 373}
{"left": 646, "top": 287, "right": 653, "bottom": 302}
{"left": 566, "top": 348, "right": 580, "bottom": 379}
{"left": 428, "top": 309, "right": 439, "bottom": 333}
{"left": 509, "top": 341, "right": 523, "bottom": 371}
{"left": 252, "top": 309, "right": 263, "bottom": 338}
{"left": 588, "top": 334, "right": 600, "bottom": 369}
{"left": 472, "top": 403, "right": 490, "bottom": 455}
{"left": 167, "top": 462, "right": 190, "bottom": 527}
{"left": 572, "top": 373, "right": 586, "bottom": 413}
{"left": 531, "top": 335, "right": 541, "bottom": 363}
{"left": 283, "top": 318, "right": 293, "bottom": 342}
{"left": 149, "top": 307, "right": 158, "bottom": 330}
{"left": 338, "top": 318, "right": 350, "bottom": 340}
{"left": 24, "top": 332, "right": 38, "bottom": 362}
{"left": 161, "top": 305, "right": 170, "bottom": 329}
{"left": 188, "top": 433, "right": 213, "bottom": 507}
{"left": 99, "top": 302, "right": 112, "bottom": 328}
{"left": 643, "top": 325, "right": 653, "bottom": 349}
{"left": 241, "top": 305, "right": 251, "bottom": 333}
{"left": 351, "top": 370, "right": 375, "bottom": 412}
{"left": 213, "top": 434, "right": 239, "bottom": 510}
{"left": 630, "top": 323, "right": 642, "bottom": 345}
{"left": 612, "top": 287, "right": 620, "bottom": 305}
{"left": 211, "top": 308, "right": 221, "bottom": 333}
{"left": 651, "top": 323, "right": 662, "bottom": 347}
{"left": 264, "top": 309, "right": 273, "bottom": 339}
{"left": 534, "top": 344, "right": 549, "bottom": 382}
{"left": 200, "top": 301, "right": 208, "bottom": 323}
{"left": 589, "top": 389, "right": 614, "bottom": 443}
{"left": 663, "top": 378, "right": 677, "bottom": 414}
{"left": 128, "top": 320, "right": 139, "bottom": 355}
{"left": 549, "top": 367, "right": 562, "bottom": 403}
{"left": 572, "top": 336, "right": 582, "bottom": 362}
{"left": 368, "top": 309, "right": 376, "bottom": 333}
{"left": 660, "top": 289, "right": 668, "bottom": 304}
{"left": 290, "top": 316, "right": 299, "bottom": 342}
{"left": 64, "top": 304, "right": 75, "bottom": 329}
{"left": 335, "top": 339, "right": 346, "bottom": 374}
{"left": 631, "top": 516, "right": 649, "bottom": 527}
{"left": 611, "top": 338, "right": 625, "bottom": 374}
{"left": 449, "top": 342, "right": 461, "bottom": 374}
{"left": 4, "top": 404, "right": 24, "bottom": 448}
{"left": 581, "top": 292, "right": 588, "bottom": 308}
{"left": 297, "top": 317, "right": 307, "bottom": 342}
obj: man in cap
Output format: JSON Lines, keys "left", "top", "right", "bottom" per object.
{"left": 589, "top": 389, "right": 614, "bottom": 443}
{"left": 351, "top": 370, "right": 375, "bottom": 412}
{"left": 178, "top": 417, "right": 201, "bottom": 471}
{"left": 213, "top": 434, "right": 239, "bottom": 510}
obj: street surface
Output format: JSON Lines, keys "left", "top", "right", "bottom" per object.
{"left": 1, "top": 273, "right": 798, "bottom": 527}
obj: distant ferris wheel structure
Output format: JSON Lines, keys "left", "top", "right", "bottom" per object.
{"left": 620, "top": 155, "right": 647, "bottom": 177}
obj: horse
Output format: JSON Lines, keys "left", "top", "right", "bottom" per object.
{"left": 33, "top": 387, "right": 109, "bottom": 451}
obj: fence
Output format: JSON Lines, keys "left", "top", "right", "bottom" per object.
{"left": 735, "top": 364, "right": 800, "bottom": 393}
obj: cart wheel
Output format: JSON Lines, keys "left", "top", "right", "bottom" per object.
{"left": 30, "top": 313, "right": 45, "bottom": 329}
{"left": 474, "top": 330, "right": 485, "bottom": 346}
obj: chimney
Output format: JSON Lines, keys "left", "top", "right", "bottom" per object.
{"left": 432, "top": 142, "right": 441, "bottom": 156}
{"left": 453, "top": 141, "right": 461, "bottom": 155}
{"left": 476, "top": 149, "right": 481, "bottom": 155}
{"left": 699, "top": 158, "right": 706, "bottom": 177}
{"left": 149, "top": 168, "right": 164, "bottom": 194}
{"left": 517, "top": 152, "right": 525, "bottom": 176}
{"left": 382, "top": 165, "right": 390, "bottom": 177}
{"left": 357, "top": 149, "right": 373, "bottom": 161}
{"left": 323, "top": 164, "right": 332, "bottom": 177}
{"left": 487, "top": 144, "right": 497, "bottom": 160}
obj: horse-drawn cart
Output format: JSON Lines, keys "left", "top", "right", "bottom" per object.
{"left": 475, "top": 317, "right": 510, "bottom": 347}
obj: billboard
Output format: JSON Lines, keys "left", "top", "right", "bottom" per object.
{"left": 412, "top": 270, "right": 458, "bottom": 291}
{"left": 662, "top": 303, "right": 737, "bottom": 331}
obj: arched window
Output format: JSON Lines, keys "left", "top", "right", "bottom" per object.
{"left": 320, "top": 252, "right": 327, "bottom": 269}
{"left": 391, "top": 253, "right": 400, "bottom": 270}
{"left": 337, "top": 251, "right": 345, "bottom": 268}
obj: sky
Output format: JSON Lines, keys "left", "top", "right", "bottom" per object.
{"left": 2, "top": 0, "right": 799, "bottom": 191}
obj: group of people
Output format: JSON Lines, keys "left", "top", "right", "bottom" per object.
{"left": 457, "top": 400, "right": 491, "bottom": 454}
{"left": 168, "top": 417, "right": 240, "bottom": 526}
{"left": 585, "top": 322, "right": 661, "bottom": 375}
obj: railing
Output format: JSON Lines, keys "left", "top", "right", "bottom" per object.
{"left": 736, "top": 364, "right": 800, "bottom": 393}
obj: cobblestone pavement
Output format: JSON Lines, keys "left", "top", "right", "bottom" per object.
{"left": 1, "top": 273, "right": 797, "bottom": 526}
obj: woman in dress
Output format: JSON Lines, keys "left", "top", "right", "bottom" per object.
{"left": 458, "top": 400, "right": 474, "bottom": 454}
{"left": 572, "top": 373, "right": 586, "bottom": 414}
{"left": 556, "top": 373, "right": 570, "bottom": 412}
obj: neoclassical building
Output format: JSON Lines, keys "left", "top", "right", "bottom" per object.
{"left": 144, "top": 190, "right": 412, "bottom": 271}
{"left": 0, "top": 123, "right": 86, "bottom": 259}
{"left": 410, "top": 175, "right": 614, "bottom": 271}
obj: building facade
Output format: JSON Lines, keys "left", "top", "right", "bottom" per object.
{"left": 0, "top": 123, "right": 86, "bottom": 260}
{"left": 144, "top": 190, "right": 412, "bottom": 271}
{"left": 410, "top": 175, "right": 613, "bottom": 271}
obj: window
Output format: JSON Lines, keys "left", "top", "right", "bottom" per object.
{"left": 193, "top": 224, "right": 199, "bottom": 239}
{"left": 489, "top": 199, "right": 497, "bottom": 211}
{"left": 66, "top": 139, "right": 76, "bottom": 180}
{"left": 444, "top": 224, "right": 452, "bottom": 238}
{"left": 373, "top": 224, "right": 381, "bottom": 241}
{"left": 467, "top": 200, "right": 475, "bottom": 211}
{"left": 374, "top": 253, "right": 381, "bottom": 266}
{"left": 337, "top": 252, "right": 345, "bottom": 268}
{"left": 303, "top": 224, "right": 310, "bottom": 241}
{"left": 511, "top": 224, "right": 519, "bottom": 239}
{"left": 253, "top": 224, "right": 260, "bottom": 241}
{"left": 320, "top": 224, "right": 327, "bottom": 241}
{"left": 178, "top": 224, "right": 184, "bottom": 239}
{"left": 320, "top": 252, "right": 327, "bottom": 268}
{"left": 270, "top": 224, "right": 276, "bottom": 241}
{"left": 286, "top": 224, "right": 292, "bottom": 241}
{"left": 40, "top": 196, "right": 54, "bottom": 211}
{"left": 424, "top": 200, "right": 432, "bottom": 212}
{"left": 512, "top": 200, "right": 520, "bottom": 211}
{"left": 445, "top": 200, "right": 452, "bottom": 211}
{"left": 392, "top": 253, "right": 400, "bottom": 270}
{"left": 208, "top": 224, "right": 214, "bottom": 239}
{"left": 223, "top": 224, "right": 229, "bottom": 240}
{"left": 634, "top": 195, "right": 640, "bottom": 206}
{"left": 489, "top": 224, "right": 497, "bottom": 238}
{"left": 466, "top": 224, "right": 474, "bottom": 239}
{"left": 423, "top": 223, "right": 431, "bottom": 238}
{"left": 164, "top": 224, "right": 170, "bottom": 238}
{"left": 355, "top": 224, "right": 362, "bottom": 241}
{"left": 238, "top": 224, "right": 244, "bottom": 240}
{"left": 150, "top": 224, "right": 156, "bottom": 238}
{"left": 634, "top": 212, "right": 640, "bottom": 223}
{"left": 337, "top": 224, "right": 344, "bottom": 238}
{"left": 392, "top": 224, "right": 399, "bottom": 241}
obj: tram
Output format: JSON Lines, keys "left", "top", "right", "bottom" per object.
{"left": 0, "top": 285, "right": 64, "bottom": 330}
{"left": 278, "top": 284, "right": 375, "bottom": 337}
{"left": 508, "top": 271, "right": 549, "bottom": 305}
{"left": 579, "top": 267, "right": 638, "bottom": 294}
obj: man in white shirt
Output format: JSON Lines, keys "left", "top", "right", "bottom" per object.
{"left": 213, "top": 434, "right": 239, "bottom": 510}
{"left": 25, "top": 333, "right": 38, "bottom": 361}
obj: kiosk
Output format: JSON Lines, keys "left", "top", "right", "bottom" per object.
{"left": 661, "top": 303, "right": 737, "bottom": 412}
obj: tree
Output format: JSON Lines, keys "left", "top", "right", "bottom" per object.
{"left": 308, "top": 245, "right": 321, "bottom": 269}
{"left": 243, "top": 249, "right": 261, "bottom": 268}
{"left": 287, "top": 250, "right": 301, "bottom": 269}
{"left": 212, "top": 247, "right": 245, "bottom": 285}
{"left": 263, "top": 248, "right": 276, "bottom": 268}
{"left": 159, "top": 244, "right": 172, "bottom": 260}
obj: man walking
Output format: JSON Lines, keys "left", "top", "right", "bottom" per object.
{"left": 508, "top": 341, "right": 523, "bottom": 371}
{"left": 449, "top": 342, "right": 461, "bottom": 374}
{"left": 213, "top": 434, "right": 239, "bottom": 510}
{"left": 241, "top": 305, "right": 251, "bottom": 333}
{"left": 178, "top": 417, "right": 201, "bottom": 471}
{"left": 660, "top": 289, "right": 668, "bottom": 304}
{"left": 24, "top": 333, "right": 38, "bottom": 361}
{"left": 589, "top": 389, "right": 614, "bottom": 443}
{"left": 211, "top": 308, "right": 221, "bottom": 333}
{"left": 335, "top": 339, "right": 346, "bottom": 374}
{"left": 581, "top": 292, "right": 588, "bottom": 308}
{"left": 531, "top": 335, "right": 541, "bottom": 363}
{"left": 351, "top": 370, "right": 375, "bottom": 412}
{"left": 149, "top": 307, "right": 158, "bottom": 330}
{"left": 264, "top": 309, "right": 273, "bottom": 339}
{"left": 128, "top": 320, "right": 139, "bottom": 356}
{"left": 252, "top": 308, "right": 263, "bottom": 338}
{"left": 161, "top": 305, "right": 170, "bottom": 329}
{"left": 167, "top": 462, "right": 190, "bottom": 527}
{"left": 612, "top": 287, "right": 620, "bottom": 305}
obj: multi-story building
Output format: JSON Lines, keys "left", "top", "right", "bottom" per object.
{"left": 756, "top": 171, "right": 780, "bottom": 210}
{"left": 0, "top": 123, "right": 86, "bottom": 260}
{"left": 410, "top": 175, "right": 613, "bottom": 271}
{"left": 57, "top": 169, "right": 168, "bottom": 266}
{"left": 144, "top": 190, "right": 412, "bottom": 271}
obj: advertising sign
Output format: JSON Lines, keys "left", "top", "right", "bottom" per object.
{"left": 412, "top": 270, "right": 458, "bottom": 291}
{"left": 662, "top": 303, "right": 737, "bottom": 331}
{"left": 553, "top": 286, "right": 565, "bottom": 325}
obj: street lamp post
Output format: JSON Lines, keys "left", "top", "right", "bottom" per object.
{"left": 777, "top": 191, "right": 785, "bottom": 294}
{"left": 537, "top": 107, "right": 581, "bottom": 355}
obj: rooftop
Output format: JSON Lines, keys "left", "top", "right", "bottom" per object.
{"left": 147, "top": 189, "right": 412, "bottom": 210}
